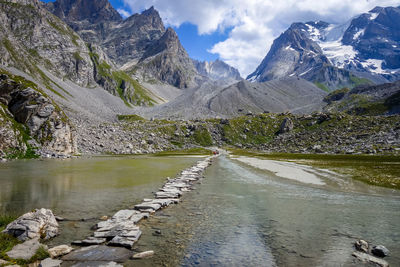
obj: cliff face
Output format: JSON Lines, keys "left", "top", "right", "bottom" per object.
{"left": 0, "top": 0, "right": 96, "bottom": 89}
{"left": 193, "top": 59, "right": 242, "bottom": 81}
{"left": 45, "top": 1, "right": 199, "bottom": 89}
{"left": 0, "top": 70, "right": 77, "bottom": 158}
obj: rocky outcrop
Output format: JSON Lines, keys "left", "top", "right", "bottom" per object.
{"left": 0, "top": 72, "right": 77, "bottom": 157}
{"left": 2, "top": 208, "right": 59, "bottom": 241}
{"left": 46, "top": 1, "right": 199, "bottom": 89}
{"left": 135, "top": 27, "right": 198, "bottom": 89}
{"left": 193, "top": 59, "right": 242, "bottom": 81}
{"left": 0, "top": 0, "right": 96, "bottom": 88}
{"left": 324, "top": 80, "right": 400, "bottom": 115}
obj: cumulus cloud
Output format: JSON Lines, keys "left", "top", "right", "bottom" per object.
{"left": 117, "top": 8, "right": 131, "bottom": 19}
{"left": 123, "top": 0, "right": 400, "bottom": 76}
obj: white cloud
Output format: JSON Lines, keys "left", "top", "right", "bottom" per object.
{"left": 123, "top": 0, "right": 400, "bottom": 76}
{"left": 117, "top": 8, "right": 131, "bottom": 19}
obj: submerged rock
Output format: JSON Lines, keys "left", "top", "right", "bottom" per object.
{"left": 132, "top": 250, "right": 154, "bottom": 259}
{"left": 371, "top": 245, "right": 390, "bottom": 258}
{"left": 62, "top": 246, "right": 131, "bottom": 262}
{"left": 2, "top": 208, "right": 59, "bottom": 241}
{"left": 352, "top": 251, "right": 389, "bottom": 267}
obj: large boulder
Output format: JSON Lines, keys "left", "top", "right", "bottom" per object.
{"left": 371, "top": 245, "right": 390, "bottom": 258}
{"left": 2, "top": 208, "right": 59, "bottom": 241}
{"left": 278, "top": 117, "right": 294, "bottom": 134}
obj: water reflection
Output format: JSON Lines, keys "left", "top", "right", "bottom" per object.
{"left": 134, "top": 156, "right": 400, "bottom": 267}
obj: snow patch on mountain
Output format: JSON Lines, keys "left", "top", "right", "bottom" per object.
{"left": 361, "top": 59, "right": 400, "bottom": 75}
{"left": 319, "top": 41, "right": 358, "bottom": 68}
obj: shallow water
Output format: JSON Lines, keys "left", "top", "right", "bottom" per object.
{"left": 133, "top": 155, "right": 400, "bottom": 267}
{"left": 0, "top": 155, "right": 200, "bottom": 243}
{"left": 0, "top": 155, "right": 399, "bottom": 266}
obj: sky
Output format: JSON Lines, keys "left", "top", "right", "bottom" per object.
{"left": 42, "top": 0, "right": 400, "bottom": 77}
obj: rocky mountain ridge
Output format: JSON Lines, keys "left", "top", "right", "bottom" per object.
{"left": 193, "top": 59, "right": 242, "bottom": 81}
{"left": 45, "top": 1, "right": 200, "bottom": 89}
{"left": 247, "top": 6, "right": 400, "bottom": 90}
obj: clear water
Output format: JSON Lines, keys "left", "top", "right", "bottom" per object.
{"left": 132, "top": 156, "right": 400, "bottom": 267}
{"left": 0, "top": 155, "right": 399, "bottom": 266}
{"left": 0, "top": 155, "right": 200, "bottom": 244}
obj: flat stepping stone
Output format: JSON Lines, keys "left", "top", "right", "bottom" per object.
{"left": 39, "top": 258, "right": 62, "bottom": 267}
{"left": 70, "top": 261, "right": 123, "bottom": 267}
{"left": 81, "top": 237, "right": 107, "bottom": 245}
{"left": 155, "top": 192, "right": 180, "bottom": 199}
{"left": 108, "top": 233, "right": 141, "bottom": 248}
{"left": 62, "top": 245, "right": 131, "bottom": 262}
{"left": 7, "top": 238, "right": 44, "bottom": 260}
{"left": 48, "top": 245, "right": 73, "bottom": 258}
{"left": 134, "top": 202, "right": 162, "bottom": 211}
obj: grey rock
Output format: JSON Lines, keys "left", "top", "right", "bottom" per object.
{"left": 70, "top": 261, "right": 123, "bottom": 267}
{"left": 371, "top": 245, "right": 390, "bottom": 258}
{"left": 354, "top": 239, "right": 369, "bottom": 253}
{"left": 352, "top": 251, "right": 389, "bottom": 267}
{"left": 6, "top": 238, "right": 44, "bottom": 260}
{"left": 2, "top": 208, "right": 59, "bottom": 241}
{"left": 132, "top": 250, "right": 154, "bottom": 259}
{"left": 62, "top": 246, "right": 131, "bottom": 262}
{"left": 81, "top": 237, "right": 107, "bottom": 245}
{"left": 39, "top": 258, "right": 62, "bottom": 267}
{"left": 48, "top": 245, "right": 73, "bottom": 258}
{"left": 278, "top": 117, "right": 294, "bottom": 134}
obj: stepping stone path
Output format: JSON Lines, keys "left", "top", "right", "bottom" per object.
{"left": 73, "top": 156, "right": 215, "bottom": 249}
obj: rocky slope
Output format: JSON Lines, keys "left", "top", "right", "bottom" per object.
{"left": 324, "top": 81, "right": 400, "bottom": 115}
{"left": 247, "top": 6, "right": 400, "bottom": 90}
{"left": 193, "top": 59, "right": 242, "bottom": 81}
{"left": 141, "top": 77, "right": 327, "bottom": 119}
{"left": 0, "top": 69, "right": 77, "bottom": 158}
{"left": 0, "top": 0, "right": 95, "bottom": 88}
{"left": 71, "top": 112, "right": 400, "bottom": 157}
{"left": 0, "top": 0, "right": 158, "bottom": 107}
{"left": 46, "top": 1, "right": 199, "bottom": 89}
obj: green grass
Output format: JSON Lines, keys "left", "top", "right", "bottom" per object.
{"left": 229, "top": 149, "right": 400, "bottom": 190}
{"left": 193, "top": 127, "right": 213, "bottom": 147}
{"left": 0, "top": 214, "right": 49, "bottom": 265}
{"left": 349, "top": 74, "right": 373, "bottom": 87}
{"left": 314, "top": 82, "right": 330, "bottom": 92}
{"left": 154, "top": 147, "right": 213, "bottom": 157}
{"left": 117, "top": 114, "right": 145, "bottom": 122}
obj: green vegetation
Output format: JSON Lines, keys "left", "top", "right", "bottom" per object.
{"left": 323, "top": 87, "right": 350, "bottom": 104}
{"left": 349, "top": 74, "right": 373, "bottom": 87}
{"left": 219, "top": 114, "right": 283, "bottom": 146}
{"left": 314, "top": 82, "right": 330, "bottom": 92}
{"left": 73, "top": 51, "right": 84, "bottom": 61}
{"left": 117, "top": 114, "right": 145, "bottom": 122}
{"left": 0, "top": 214, "right": 49, "bottom": 265}
{"left": 88, "top": 47, "right": 157, "bottom": 107}
{"left": 229, "top": 149, "right": 400, "bottom": 189}
{"left": 154, "top": 147, "right": 213, "bottom": 157}
{"left": 193, "top": 127, "right": 213, "bottom": 147}
{"left": 47, "top": 18, "right": 79, "bottom": 46}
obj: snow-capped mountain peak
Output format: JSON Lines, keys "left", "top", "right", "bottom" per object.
{"left": 247, "top": 6, "right": 400, "bottom": 89}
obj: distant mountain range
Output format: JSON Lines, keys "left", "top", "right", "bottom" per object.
{"left": 0, "top": 0, "right": 398, "bottom": 118}
{"left": 247, "top": 6, "right": 400, "bottom": 91}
